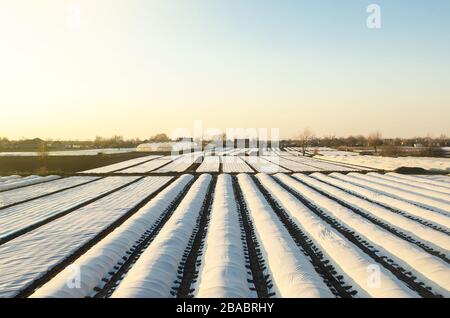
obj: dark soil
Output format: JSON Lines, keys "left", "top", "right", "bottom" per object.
{"left": 394, "top": 167, "right": 429, "bottom": 174}
{"left": 0, "top": 152, "right": 170, "bottom": 175}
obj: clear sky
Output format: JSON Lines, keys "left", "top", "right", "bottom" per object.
{"left": 1, "top": 0, "right": 449, "bottom": 140}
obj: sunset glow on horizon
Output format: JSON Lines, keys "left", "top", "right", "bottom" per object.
{"left": 1, "top": 0, "right": 449, "bottom": 140}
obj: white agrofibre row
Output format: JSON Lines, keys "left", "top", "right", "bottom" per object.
{"left": 237, "top": 174, "right": 334, "bottom": 298}
{"left": 0, "top": 175, "right": 60, "bottom": 191}
{"left": 0, "top": 170, "right": 448, "bottom": 298}
{"left": 416, "top": 174, "right": 450, "bottom": 187}
{"left": 196, "top": 156, "right": 220, "bottom": 173}
{"left": 334, "top": 173, "right": 450, "bottom": 215}
{"left": 311, "top": 173, "right": 450, "bottom": 230}
{"left": 0, "top": 176, "right": 139, "bottom": 240}
{"left": 82, "top": 155, "right": 162, "bottom": 173}
{"left": 224, "top": 148, "right": 247, "bottom": 156}
{"left": 262, "top": 156, "right": 320, "bottom": 172}
{"left": 156, "top": 154, "right": 202, "bottom": 173}
{"left": 0, "top": 177, "right": 172, "bottom": 298}
{"left": 72, "top": 149, "right": 377, "bottom": 176}
{"left": 241, "top": 156, "right": 289, "bottom": 173}
{"left": 214, "top": 147, "right": 233, "bottom": 156}
{"left": 0, "top": 176, "right": 99, "bottom": 207}
{"left": 111, "top": 175, "right": 212, "bottom": 297}
{"left": 357, "top": 173, "right": 450, "bottom": 207}
{"left": 281, "top": 155, "right": 357, "bottom": 172}
{"left": 31, "top": 175, "right": 193, "bottom": 298}
{"left": 275, "top": 174, "right": 450, "bottom": 297}
{"left": 375, "top": 173, "right": 450, "bottom": 195}
{"left": 119, "top": 157, "right": 173, "bottom": 173}
{"left": 294, "top": 174, "right": 450, "bottom": 255}
{"left": 255, "top": 174, "right": 416, "bottom": 298}
{"left": 320, "top": 155, "right": 450, "bottom": 172}
{"left": 194, "top": 174, "right": 253, "bottom": 298}
{"left": 222, "top": 156, "right": 254, "bottom": 173}
{"left": 246, "top": 148, "right": 259, "bottom": 156}
{"left": 0, "top": 175, "right": 21, "bottom": 182}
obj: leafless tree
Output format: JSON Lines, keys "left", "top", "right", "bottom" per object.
{"left": 38, "top": 140, "right": 49, "bottom": 160}
{"left": 298, "top": 128, "right": 315, "bottom": 156}
{"left": 438, "top": 134, "right": 448, "bottom": 147}
{"left": 149, "top": 133, "right": 170, "bottom": 142}
{"left": 368, "top": 131, "right": 382, "bottom": 153}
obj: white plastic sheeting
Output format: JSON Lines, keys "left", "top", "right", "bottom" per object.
{"left": 237, "top": 174, "right": 334, "bottom": 298}
{"left": 347, "top": 173, "right": 450, "bottom": 214}
{"left": 112, "top": 174, "right": 212, "bottom": 298}
{"left": 257, "top": 174, "right": 418, "bottom": 298}
{"left": 241, "top": 156, "right": 289, "bottom": 173}
{"left": 0, "top": 177, "right": 171, "bottom": 298}
{"left": 382, "top": 173, "right": 450, "bottom": 195}
{"left": 321, "top": 155, "right": 450, "bottom": 172}
{"left": 257, "top": 174, "right": 416, "bottom": 298}
{"left": 283, "top": 156, "right": 356, "bottom": 172}
{"left": 313, "top": 173, "right": 450, "bottom": 230}
{"left": 0, "top": 175, "right": 60, "bottom": 191}
{"left": 0, "top": 176, "right": 99, "bottom": 208}
{"left": 196, "top": 156, "right": 220, "bottom": 173}
{"left": 0, "top": 176, "right": 139, "bottom": 240}
{"left": 419, "top": 175, "right": 450, "bottom": 184}
{"left": 365, "top": 173, "right": 450, "bottom": 202}
{"left": 410, "top": 174, "right": 450, "bottom": 188}
{"left": 275, "top": 173, "right": 450, "bottom": 297}
{"left": 82, "top": 155, "right": 161, "bottom": 173}
{"left": 0, "top": 175, "right": 21, "bottom": 183}
{"left": 119, "top": 158, "right": 173, "bottom": 173}
{"left": 156, "top": 154, "right": 202, "bottom": 173}
{"left": 294, "top": 174, "right": 450, "bottom": 255}
{"left": 214, "top": 148, "right": 233, "bottom": 156}
{"left": 262, "top": 156, "right": 319, "bottom": 172}
{"left": 136, "top": 141, "right": 194, "bottom": 152}
{"left": 31, "top": 175, "right": 193, "bottom": 298}
{"left": 195, "top": 174, "right": 252, "bottom": 298}
{"left": 222, "top": 157, "right": 254, "bottom": 173}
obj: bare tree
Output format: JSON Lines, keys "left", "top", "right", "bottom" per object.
{"left": 298, "top": 128, "right": 315, "bottom": 156}
{"left": 438, "top": 134, "right": 448, "bottom": 147}
{"left": 368, "top": 131, "right": 382, "bottom": 153}
{"left": 149, "top": 133, "right": 170, "bottom": 142}
{"left": 38, "top": 140, "right": 49, "bottom": 160}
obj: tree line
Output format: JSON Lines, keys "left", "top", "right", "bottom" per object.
{"left": 0, "top": 133, "right": 172, "bottom": 152}
{"left": 1, "top": 132, "right": 448, "bottom": 157}
{"left": 286, "top": 130, "right": 449, "bottom": 157}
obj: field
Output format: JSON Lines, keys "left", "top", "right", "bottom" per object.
{"left": 0, "top": 148, "right": 136, "bottom": 157}
{"left": 0, "top": 152, "right": 165, "bottom": 175}
{"left": 323, "top": 155, "right": 450, "bottom": 172}
{"left": 295, "top": 147, "right": 450, "bottom": 172}
{"left": 0, "top": 149, "right": 449, "bottom": 298}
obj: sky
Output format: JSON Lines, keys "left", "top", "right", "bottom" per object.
{"left": 0, "top": 0, "right": 449, "bottom": 140}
